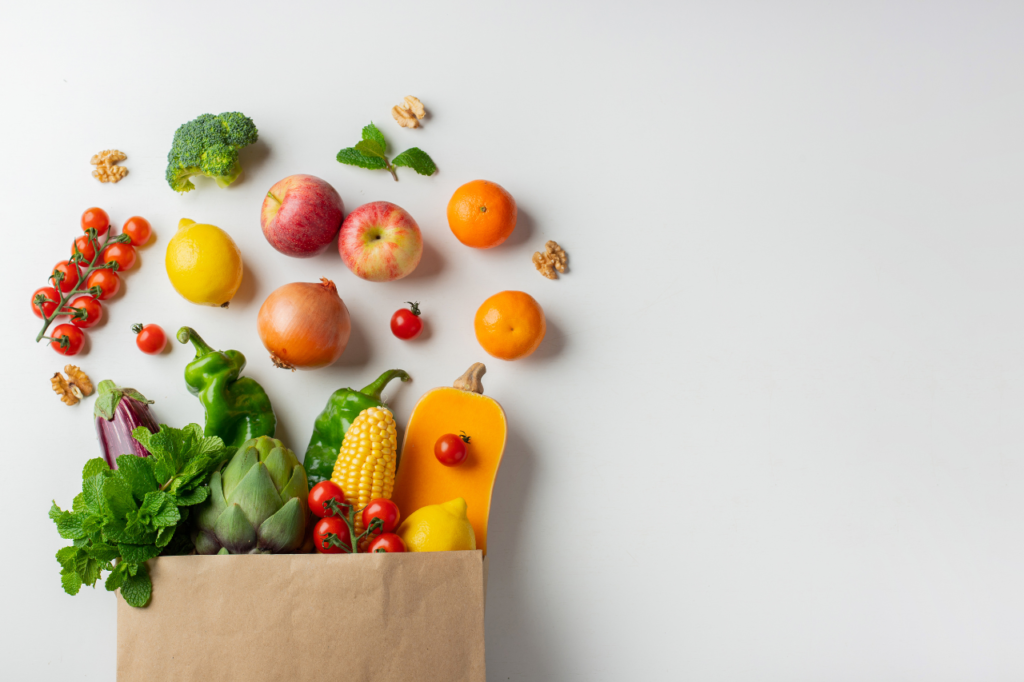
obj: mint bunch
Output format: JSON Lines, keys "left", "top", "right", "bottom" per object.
{"left": 336, "top": 122, "right": 436, "bottom": 181}
{"left": 50, "top": 423, "right": 233, "bottom": 607}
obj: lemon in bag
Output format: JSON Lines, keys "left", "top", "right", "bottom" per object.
{"left": 397, "top": 498, "right": 477, "bottom": 552}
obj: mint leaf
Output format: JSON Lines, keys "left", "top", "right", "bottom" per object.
{"left": 115, "top": 455, "right": 158, "bottom": 501}
{"left": 121, "top": 565, "right": 152, "bottom": 607}
{"left": 118, "top": 543, "right": 162, "bottom": 563}
{"left": 104, "top": 563, "right": 127, "bottom": 591}
{"left": 61, "top": 569, "right": 83, "bottom": 596}
{"left": 155, "top": 525, "right": 176, "bottom": 548}
{"left": 55, "top": 546, "right": 79, "bottom": 570}
{"left": 89, "top": 543, "right": 120, "bottom": 563}
{"left": 103, "top": 473, "right": 138, "bottom": 520}
{"left": 139, "top": 491, "right": 180, "bottom": 528}
{"left": 55, "top": 511, "right": 87, "bottom": 540}
{"left": 82, "top": 475, "right": 107, "bottom": 514}
{"left": 82, "top": 457, "right": 110, "bottom": 480}
{"left": 392, "top": 148, "right": 437, "bottom": 176}
{"left": 354, "top": 139, "right": 386, "bottom": 159}
{"left": 337, "top": 147, "right": 388, "bottom": 170}
{"left": 173, "top": 486, "right": 208, "bottom": 507}
{"left": 362, "top": 122, "right": 387, "bottom": 152}
{"left": 49, "top": 502, "right": 64, "bottom": 522}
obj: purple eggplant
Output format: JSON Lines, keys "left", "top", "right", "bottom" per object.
{"left": 94, "top": 380, "right": 159, "bottom": 469}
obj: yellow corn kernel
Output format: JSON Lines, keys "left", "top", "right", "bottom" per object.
{"left": 331, "top": 407, "right": 399, "bottom": 535}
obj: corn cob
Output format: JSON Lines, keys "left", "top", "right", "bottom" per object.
{"left": 331, "top": 406, "right": 398, "bottom": 534}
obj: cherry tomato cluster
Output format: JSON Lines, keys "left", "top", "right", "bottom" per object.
{"left": 31, "top": 208, "right": 151, "bottom": 355}
{"left": 307, "top": 481, "right": 406, "bottom": 554}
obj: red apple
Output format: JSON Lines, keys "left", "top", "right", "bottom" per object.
{"left": 338, "top": 201, "right": 423, "bottom": 282}
{"left": 261, "top": 175, "right": 344, "bottom": 257}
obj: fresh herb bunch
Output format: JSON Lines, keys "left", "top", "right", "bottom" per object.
{"left": 336, "top": 122, "right": 436, "bottom": 181}
{"left": 49, "top": 424, "right": 234, "bottom": 607}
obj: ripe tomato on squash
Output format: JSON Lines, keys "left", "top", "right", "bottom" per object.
{"left": 435, "top": 432, "right": 470, "bottom": 467}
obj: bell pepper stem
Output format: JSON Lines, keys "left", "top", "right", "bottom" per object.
{"left": 359, "top": 369, "right": 411, "bottom": 402}
{"left": 177, "top": 326, "right": 216, "bottom": 356}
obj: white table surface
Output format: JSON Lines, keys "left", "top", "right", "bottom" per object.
{"left": 3, "top": 2, "right": 1023, "bottom": 680}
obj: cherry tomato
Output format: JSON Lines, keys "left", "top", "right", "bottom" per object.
{"left": 122, "top": 216, "right": 152, "bottom": 246}
{"left": 391, "top": 301, "right": 423, "bottom": 340}
{"left": 133, "top": 323, "right": 167, "bottom": 354}
{"left": 81, "top": 207, "right": 110, "bottom": 236}
{"left": 313, "top": 516, "right": 352, "bottom": 554}
{"left": 86, "top": 269, "right": 120, "bottom": 300}
{"left": 362, "top": 499, "right": 401, "bottom": 535}
{"left": 434, "top": 432, "right": 470, "bottom": 467}
{"left": 71, "top": 235, "right": 97, "bottom": 264}
{"left": 50, "top": 324, "right": 85, "bottom": 356}
{"left": 102, "top": 242, "right": 136, "bottom": 272}
{"left": 367, "top": 533, "right": 406, "bottom": 553}
{"left": 308, "top": 481, "right": 347, "bottom": 519}
{"left": 31, "top": 287, "right": 63, "bottom": 319}
{"left": 68, "top": 296, "right": 103, "bottom": 329}
{"left": 51, "top": 261, "right": 80, "bottom": 293}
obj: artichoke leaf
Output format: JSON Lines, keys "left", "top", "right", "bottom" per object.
{"left": 213, "top": 503, "right": 257, "bottom": 554}
{"left": 221, "top": 445, "right": 258, "bottom": 500}
{"left": 257, "top": 497, "right": 306, "bottom": 553}
{"left": 263, "top": 447, "right": 295, "bottom": 491}
{"left": 194, "top": 470, "right": 227, "bottom": 533}
{"left": 226, "top": 462, "right": 282, "bottom": 530}
{"left": 278, "top": 465, "right": 309, "bottom": 504}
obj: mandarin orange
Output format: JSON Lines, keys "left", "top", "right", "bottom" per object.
{"left": 474, "top": 291, "right": 545, "bottom": 360}
{"left": 447, "top": 180, "right": 517, "bottom": 248}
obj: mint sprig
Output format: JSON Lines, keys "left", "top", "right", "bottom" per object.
{"left": 336, "top": 122, "right": 436, "bottom": 181}
{"left": 50, "top": 423, "right": 233, "bottom": 607}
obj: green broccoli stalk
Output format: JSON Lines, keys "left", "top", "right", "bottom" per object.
{"left": 165, "top": 112, "right": 258, "bottom": 192}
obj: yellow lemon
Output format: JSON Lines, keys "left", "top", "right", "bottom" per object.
{"left": 165, "top": 218, "right": 243, "bottom": 307}
{"left": 397, "top": 498, "right": 477, "bottom": 552}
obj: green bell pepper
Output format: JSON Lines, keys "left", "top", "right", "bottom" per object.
{"left": 303, "top": 369, "right": 410, "bottom": 485}
{"left": 177, "top": 327, "right": 276, "bottom": 448}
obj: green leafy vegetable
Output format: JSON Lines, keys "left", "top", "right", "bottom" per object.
{"left": 50, "top": 424, "right": 233, "bottom": 607}
{"left": 336, "top": 122, "right": 436, "bottom": 181}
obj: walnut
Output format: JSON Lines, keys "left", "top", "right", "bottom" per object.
{"left": 532, "top": 240, "right": 568, "bottom": 279}
{"left": 392, "top": 96, "right": 426, "bottom": 128}
{"left": 51, "top": 365, "right": 94, "bottom": 406}
{"left": 90, "top": 149, "right": 128, "bottom": 183}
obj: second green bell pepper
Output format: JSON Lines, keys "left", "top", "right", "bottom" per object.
{"left": 303, "top": 368, "right": 410, "bottom": 485}
{"left": 178, "top": 326, "right": 277, "bottom": 448}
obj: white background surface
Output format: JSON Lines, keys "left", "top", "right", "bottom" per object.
{"left": 2, "top": 1, "right": 1023, "bottom": 680}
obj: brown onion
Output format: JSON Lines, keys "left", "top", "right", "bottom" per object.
{"left": 257, "top": 278, "right": 351, "bottom": 370}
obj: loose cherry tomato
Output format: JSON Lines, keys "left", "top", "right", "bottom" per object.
{"left": 362, "top": 499, "right": 401, "bottom": 535}
{"left": 122, "top": 216, "right": 152, "bottom": 246}
{"left": 51, "top": 261, "right": 80, "bottom": 293}
{"left": 434, "top": 432, "right": 470, "bottom": 466}
{"left": 69, "top": 296, "right": 103, "bottom": 328}
{"left": 86, "top": 268, "right": 120, "bottom": 300}
{"left": 71, "top": 235, "right": 97, "bottom": 264}
{"left": 31, "top": 287, "right": 63, "bottom": 319}
{"left": 102, "top": 242, "right": 136, "bottom": 272}
{"left": 81, "top": 207, "right": 109, "bottom": 236}
{"left": 314, "top": 516, "right": 352, "bottom": 554}
{"left": 367, "top": 533, "right": 406, "bottom": 553}
{"left": 308, "top": 481, "right": 347, "bottom": 518}
{"left": 133, "top": 323, "right": 166, "bottom": 354}
{"left": 50, "top": 324, "right": 85, "bottom": 356}
{"left": 391, "top": 301, "right": 423, "bottom": 340}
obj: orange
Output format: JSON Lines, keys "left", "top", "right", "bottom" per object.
{"left": 474, "top": 291, "right": 545, "bottom": 360}
{"left": 447, "top": 180, "right": 517, "bottom": 248}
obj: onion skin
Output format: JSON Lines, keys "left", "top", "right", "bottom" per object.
{"left": 257, "top": 278, "right": 351, "bottom": 370}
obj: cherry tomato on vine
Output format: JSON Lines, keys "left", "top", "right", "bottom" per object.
{"left": 51, "top": 261, "right": 80, "bottom": 293}
{"left": 122, "top": 216, "right": 152, "bottom": 246}
{"left": 50, "top": 324, "right": 85, "bottom": 356}
{"left": 362, "top": 499, "right": 401, "bottom": 535}
{"left": 102, "top": 242, "right": 136, "bottom": 272}
{"left": 81, "top": 207, "right": 110, "bottom": 236}
{"left": 314, "top": 516, "right": 351, "bottom": 554}
{"left": 86, "top": 269, "right": 120, "bottom": 300}
{"left": 434, "top": 432, "right": 471, "bottom": 467}
{"left": 391, "top": 301, "right": 423, "bottom": 340}
{"left": 308, "top": 481, "right": 347, "bottom": 519}
{"left": 133, "top": 323, "right": 166, "bottom": 354}
{"left": 69, "top": 296, "right": 103, "bottom": 329}
{"left": 71, "top": 235, "right": 97, "bottom": 264}
{"left": 31, "top": 286, "right": 63, "bottom": 319}
{"left": 367, "top": 533, "right": 406, "bottom": 554}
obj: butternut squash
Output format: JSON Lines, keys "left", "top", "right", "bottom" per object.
{"left": 392, "top": 363, "right": 506, "bottom": 555}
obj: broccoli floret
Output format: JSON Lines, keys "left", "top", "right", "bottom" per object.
{"left": 165, "top": 112, "right": 258, "bottom": 192}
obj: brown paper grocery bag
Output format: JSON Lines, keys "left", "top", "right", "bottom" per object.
{"left": 117, "top": 551, "right": 486, "bottom": 682}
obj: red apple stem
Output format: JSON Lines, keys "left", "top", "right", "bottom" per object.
{"left": 266, "top": 191, "right": 283, "bottom": 205}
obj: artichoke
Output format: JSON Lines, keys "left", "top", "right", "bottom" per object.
{"left": 193, "top": 436, "right": 309, "bottom": 554}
